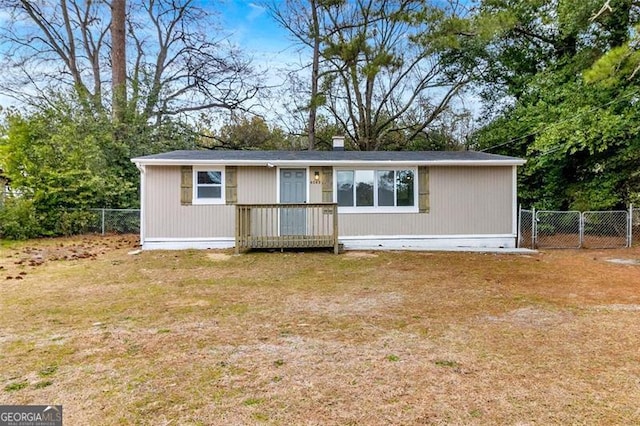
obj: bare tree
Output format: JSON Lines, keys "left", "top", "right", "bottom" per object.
{"left": 268, "top": 0, "right": 324, "bottom": 150}
{"left": 128, "top": 0, "right": 263, "bottom": 125}
{"left": 270, "top": 0, "right": 474, "bottom": 151}
{"left": 111, "top": 0, "right": 126, "bottom": 122}
{"left": 0, "top": 1, "right": 108, "bottom": 111}
{"left": 0, "top": 0, "right": 263, "bottom": 124}
{"left": 320, "top": 0, "right": 472, "bottom": 150}
{"left": 307, "top": 0, "right": 321, "bottom": 150}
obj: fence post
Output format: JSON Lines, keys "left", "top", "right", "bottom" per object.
{"left": 579, "top": 212, "right": 584, "bottom": 248}
{"left": 531, "top": 207, "right": 536, "bottom": 249}
{"left": 517, "top": 205, "right": 522, "bottom": 248}
{"left": 101, "top": 209, "right": 105, "bottom": 236}
{"left": 629, "top": 203, "right": 633, "bottom": 248}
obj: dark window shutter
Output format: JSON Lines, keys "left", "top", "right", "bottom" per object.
{"left": 181, "top": 166, "right": 193, "bottom": 205}
{"left": 226, "top": 166, "right": 237, "bottom": 204}
{"left": 321, "top": 167, "right": 333, "bottom": 202}
{"left": 418, "top": 166, "right": 430, "bottom": 213}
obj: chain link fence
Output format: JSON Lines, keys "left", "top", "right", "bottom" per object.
{"left": 58, "top": 208, "right": 140, "bottom": 235}
{"left": 518, "top": 209, "right": 534, "bottom": 249}
{"left": 519, "top": 206, "right": 635, "bottom": 249}
{"left": 582, "top": 211, "right": 629, "bottom": 248}
{"left": 535, "top": 210, "right": 581, "bottom": 249}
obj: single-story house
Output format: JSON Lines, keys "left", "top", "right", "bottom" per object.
{"left": 131, "top": 138, "right": 525, "bottom": 252}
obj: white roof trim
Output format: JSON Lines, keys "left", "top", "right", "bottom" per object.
{"left": 132, "top": 158, "right": 526, "bottom": 167}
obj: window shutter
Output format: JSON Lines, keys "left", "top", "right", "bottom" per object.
{"left": 181, "top": 166, "right": 193, "bottom": 205}
{"left": 225, "top": 166, "right": 237, "bottom": 204}
{"left": 418, "top": 166, "right": 430, "bottom": 213}
{"left": 321, "top": 167, "right": 333, "bottom": 202}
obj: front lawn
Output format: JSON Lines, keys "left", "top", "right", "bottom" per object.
{"left": 1, "top": 236, "right": 640, "bottom": 424}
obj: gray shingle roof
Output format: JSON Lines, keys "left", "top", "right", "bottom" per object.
{"left": 132, "top": 150, "right": 524, "bottom": 165}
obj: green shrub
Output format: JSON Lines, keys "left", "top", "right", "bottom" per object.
{"left": 55, "top": 210, "right": 100, "bottom": 236}
{"left": 0, "top": 197, "right": 42, "bottom": 239}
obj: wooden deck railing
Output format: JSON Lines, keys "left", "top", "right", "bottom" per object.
{"left": 235, "top": 203, "right": 339, "bottom": 254}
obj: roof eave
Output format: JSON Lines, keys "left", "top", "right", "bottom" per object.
{"left": 131, "top": 158, "right": 526, "bottom": 167}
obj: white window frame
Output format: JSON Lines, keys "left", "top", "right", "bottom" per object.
{"left": 334, "top": 167, "right": 418, "bottom": 214}
{"left": 193, "top": 167, "right": 225, "bottom": 205}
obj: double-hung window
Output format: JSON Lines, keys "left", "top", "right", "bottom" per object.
{"left": 193, "top": 167, "right": 225, "bottom": 204}
{"left": 336, "top": 168, "right": 417, "bottom": 213}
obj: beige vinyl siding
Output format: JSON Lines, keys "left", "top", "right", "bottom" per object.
{"left": 145, "top": 164, "right": 513, "bottom": 239}
{"left": 145, "top": 166, "right": 277, "bottom": 238}
{"left": 309, "top": 167, "right": 323, "bottom": 203}
{"left": 236, "top": 167, "right": 277, "bottom": 204}
{"left": 339, "top": 166, "right": 513, "bottom": 236}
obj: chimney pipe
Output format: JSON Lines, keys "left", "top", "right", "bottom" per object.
{"left": 332, "top": 135, "right": 345, "bottom": 151}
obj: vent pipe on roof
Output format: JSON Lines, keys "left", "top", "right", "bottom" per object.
{"left": 332, "top": 135, "right": 345, "bottom": 151}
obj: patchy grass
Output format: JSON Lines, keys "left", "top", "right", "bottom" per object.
{"left": 4, "top": 381, "right": 28, "bottom": 392}
{"left": 2, "top": 235, "right": 640, "bottom": 424}
{"left": 34, "top": 380, "right": 53, "bottom": 389}
{"left": 38, "top": 365, "right": 58, "bottom": 377}
{"left": 434, "top": 360, "right": 459, "bottom": 369}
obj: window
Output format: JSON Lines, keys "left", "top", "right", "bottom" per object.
{"left": 336, "top": 168, "right": 416, "bottom": 212}
{"left": 355, "top": 170, "right": 374, "bottom": 206}
{"left": 193, "top": 168, "right": 225, "bottom": 204}
{"left": 337, "top": 171, "right": 354, "bottom": 206}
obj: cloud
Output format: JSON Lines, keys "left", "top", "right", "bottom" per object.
{"left": 247, "top": 2, "right": 266, "bottom": 21}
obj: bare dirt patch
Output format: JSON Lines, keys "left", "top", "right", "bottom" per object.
{"left": 589, "top": 304, "right": 640, "bottom": 311}
{"left": 206, "top": 252, "right": 233, "bottom": 262}
{"left": 485, "top": 306, "right": 573, "bottom": 328}
{"left": 606, "top": 258, "right": 640, "bottom": 265}
{"left": 344, "top": 251, "right": 379, "bottom": 259}
{"left": 285, "top": 291, "right": 404, "bottom": 317}
{"left": 0, "top": 234, "right": 138, "bottom": 281}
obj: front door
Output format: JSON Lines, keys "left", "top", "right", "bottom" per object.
{"left": 280, "top": 168, "right": 306, "bottom": 235}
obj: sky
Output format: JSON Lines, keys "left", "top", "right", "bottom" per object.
{"left": 209, "top": 0, "right": 300, "bottom": 82}
{"left": 0, "top": 0, "right": 299, "bottom": 110}
{"left": 220, "top": 1, "right": 290, "bottom": 52}
{"left": 0, "top": 1, "right": 479, "bottom": 121}
{"left": 215, "top": 0, "right": 309, "bottom": 120}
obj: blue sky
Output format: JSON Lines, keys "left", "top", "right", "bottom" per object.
{"left": 220, "top": 1, "right": 286, "bottom": 47}
{"left": 216, "top": 1, "right": 297, "bottom": 67}
{"left": 0, "top": 1, "right": 298, "bottom": 109}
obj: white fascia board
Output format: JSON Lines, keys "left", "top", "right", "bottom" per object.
{"left": 130, "top": 158, "right": 526, "bottom": 167}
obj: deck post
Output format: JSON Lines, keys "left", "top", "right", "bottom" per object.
{"left": 235, "top": 205, "right": 240, "bottom": 255}
{"left": 333, "top": 204, "right": 339, "bottom": 254}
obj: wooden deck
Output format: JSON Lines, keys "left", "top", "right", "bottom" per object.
{"left": 235, "top": 203, "right": 339, "bottom": 254}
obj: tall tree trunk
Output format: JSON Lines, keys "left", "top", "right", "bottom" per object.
{"left": 308, "top": 0, "right": 320, "bottom": 150}
{"left": 111, "top": 0, "right": 127, "bottom": 122}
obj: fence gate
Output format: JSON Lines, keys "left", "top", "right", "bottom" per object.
{"left": 535, "top": 210, "right": 581, "bottom": 249}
